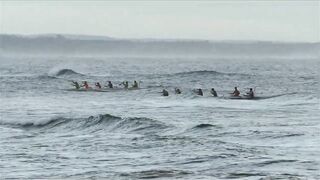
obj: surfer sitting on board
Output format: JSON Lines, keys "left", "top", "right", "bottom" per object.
{"left": 72, "top": 81, "right": 80, "bottom": 90}
{"left": 231, "top": 87, "right": 240, "bottom": 96}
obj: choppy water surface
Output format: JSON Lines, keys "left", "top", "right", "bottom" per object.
{"left": 0, "top": 57, "right": 319, "bottom": 179}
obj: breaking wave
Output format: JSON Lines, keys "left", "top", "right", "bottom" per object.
{"left": 53, "top": 69, "right": 84, "bottom": 76}
{"left": 6, "top": 114, "right": 169, "bottom": 134}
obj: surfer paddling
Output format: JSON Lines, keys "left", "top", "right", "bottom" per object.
{"left": 120, "top": 81, "right": 129, "bottom": 89}
{"left": 82, "top": 81, "right": 90, "bottom": 89}
{"left": 231, "top": 87, "right": 240, "bottom": 97}
{"left": 95, "top": 82, "right": 102, "bottom": 89}
{"left": 106, "top": 81, "right": 113, "bottom": 88}
{"left": 195, "top": 88, "right": 203, "bottom": 96}
{"left": 210, "top": 88, "right": 218, "bottom": 97}
{"left": 175, "top": 88, "right": 181, "bottom": 94}
{"left": 132, "top": 80, "right": 139, "bottom": 88}
{"left": 162, "top": 89, "right": 169, "bottom": 96}
{"left": 244, "top": 88, "right": 254, "bottom": 99}
{"left": 72, "top": 81, "right": 80, "bottom": 90}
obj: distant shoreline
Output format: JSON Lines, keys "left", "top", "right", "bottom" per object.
{"left": 0, "top": 34, "right": 318, "bottom": 57}
{"left": 1, "top": 33, "right": 319, "bottom": 44}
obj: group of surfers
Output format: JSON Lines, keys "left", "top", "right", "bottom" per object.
{"left": 71, "top": 81, "right": 254, "bottom": 99}
{"left": 72, "top": 80, "right": 139, "bottom": 90}
{"left": 162, "top": 87, "right": 254, "bottom": 98}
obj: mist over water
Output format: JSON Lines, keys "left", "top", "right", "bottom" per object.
{"left": 0, "top": 35, "right": 319, "bottom": 179}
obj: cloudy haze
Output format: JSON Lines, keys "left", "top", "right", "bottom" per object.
{"left": 0, "top": 1, "right": 319, "bottom": 42}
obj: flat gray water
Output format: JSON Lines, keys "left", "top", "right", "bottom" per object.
{"left": 0, "top": 56, "right": 319, "bottom": 179}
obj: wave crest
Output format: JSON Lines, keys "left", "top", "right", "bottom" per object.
{"left": 193, "top": 123, "right": 217, "bottom": 129}
{"left": 53, "top": 69, "right": 84, "bottom": 76}
{"left": 11, "top": 114, "right": 169, "bottom": 134}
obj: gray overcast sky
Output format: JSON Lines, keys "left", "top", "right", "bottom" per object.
{"left": 0, "top": 1, "right": 319, "bottom": 42}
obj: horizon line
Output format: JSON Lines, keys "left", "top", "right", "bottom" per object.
{"left": 0, "top": 33, "right": 319, "bottom": 44}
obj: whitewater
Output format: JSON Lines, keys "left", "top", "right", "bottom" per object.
{"left": 0, "top": 53, "right": 319, "bottom": 178}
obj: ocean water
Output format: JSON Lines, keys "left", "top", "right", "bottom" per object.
{"left": 0, "top": 56, "right": 319, "bottom": 179}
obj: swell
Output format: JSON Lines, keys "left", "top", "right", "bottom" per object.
{"left": 51, "top": 68, "right": 84, "bottom": 77}
{"left": 172, "top": 70, "right": 249, "bottom": 77}
{"left": 33, "top": 68, "right": 86, "bottom": 81}
{"left": 120, "top": 169, "right": 191, "bottom": 179}
{"left": 37, "top": 74, "right": 59, "bottom": 80}
{"left": 248, "top": 130, "right": 304, "bottom": 139}
{"left": 192, "top": 123, "right": 219, "bottom": 129}
{"left": 255, "top": 159, "right": 297, "bottom": 167}
{"left": 177, "top": 123, "right": 221, "bottom": 136}
{"left": 5, "top": 114, "right": 169, "bottom": 134}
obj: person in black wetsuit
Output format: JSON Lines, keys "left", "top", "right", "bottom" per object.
{"left": 132, "top": 80, "right": 139, "bottom": 88}
{"left": 72, "top": 81, "right": 80, "bottom": 89}
{"left": 210, "top": 88, "right": 218, "bottom": 97}
{"left": 196, "top": 89, "right": 203, "bottom": 96}
{"left": 175, "top": 88, "right": 181, "bottom": 94}
{"left": 162, "top": 89, "right": 169, "bottom": 96}
{"left": 107, "top": 81, "right": 113, "bottom": 88}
